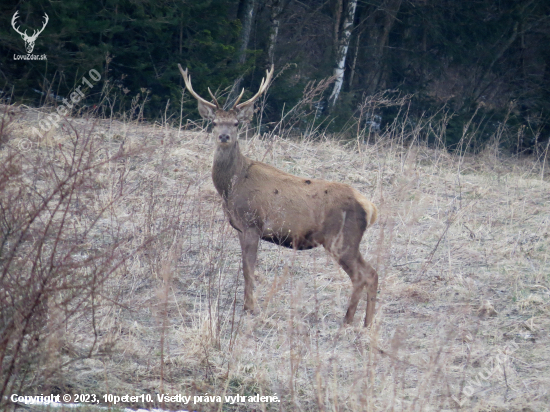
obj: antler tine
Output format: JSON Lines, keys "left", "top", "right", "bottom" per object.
{"left": 207, "top": 87, "right": 221, "bottom": 109}
{"left": 35, "top": 13, "right": 49, "bottom": 36}
{"left": 235, "top": 65, "right": 274, "bottom": 110}
{"left": 177, "top": 64, "right": 217, "bottom": 110}
{"left": 29, "top": 13, "right": 48, "bottom": 39}
{"left": 11, "top": 11, "right": 26, "bottom": 37}
{"left": 231, "top": 88, "right": 245, "bottom": 109}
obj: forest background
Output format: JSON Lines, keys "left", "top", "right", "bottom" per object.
{"left": 1, "top": 0, "right": 550, "bottom": 151}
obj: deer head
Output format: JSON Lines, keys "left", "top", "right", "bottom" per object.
{"left": 12, "top": 11, "right": 49, "bottom": 54}
{"left": 178, "top": 64, "right": 274, "bottom": 145}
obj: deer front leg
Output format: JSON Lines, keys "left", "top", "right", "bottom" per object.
{"left": 238, "top": 229, "right": 260, "bottom": 313}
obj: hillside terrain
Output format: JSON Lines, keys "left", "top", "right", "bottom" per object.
{"left": 1, "top": 106, "right": 550, "bottom": 411}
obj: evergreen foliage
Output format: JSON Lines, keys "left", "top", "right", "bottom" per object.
{"left": 1, "top": 0, "right": 549, "bottom": 151}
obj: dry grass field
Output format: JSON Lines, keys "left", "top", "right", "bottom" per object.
{"left": 1, "top": 103, "right": 550, "bottom": 412}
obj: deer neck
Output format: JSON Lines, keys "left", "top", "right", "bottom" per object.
{"left": 212, "top": 140, "right": 248, "bottom": 199}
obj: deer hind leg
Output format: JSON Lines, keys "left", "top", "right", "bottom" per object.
{"left": 339, "top": 253, "right": 378, "bottom": 326}
{"left": 359, "top": 256, "right": 378, "bottom": 327}
{"left": 338, "top": 252, "right": 365, "bottom": 325}
{"left": 238, "top": 229, "right": 260, "bottom": 313}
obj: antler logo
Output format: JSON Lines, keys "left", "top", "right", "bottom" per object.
{"left": 11, "top": 11, "right": 49, "bottom": 54}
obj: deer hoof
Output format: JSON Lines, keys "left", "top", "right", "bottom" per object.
{"left": 244, "top": 303, "right": 258, "bottom": 314}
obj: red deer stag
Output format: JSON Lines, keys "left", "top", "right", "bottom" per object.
{"left": 179, "top": 64, "right": 379, "bottom": 326}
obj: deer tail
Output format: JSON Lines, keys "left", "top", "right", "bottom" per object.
{"left": 354, "top": 190, "right": 378, "bottom": 227}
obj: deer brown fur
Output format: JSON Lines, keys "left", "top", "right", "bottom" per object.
{"left": 179, "top": 64, "right": 379, "bottom": 326}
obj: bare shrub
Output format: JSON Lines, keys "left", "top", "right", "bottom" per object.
{"left": 0, "top": 113, "right": 157, "bottom": 407}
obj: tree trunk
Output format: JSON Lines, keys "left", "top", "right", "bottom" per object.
{"left": 348, "top": 30, "right": 361, "bottom": 90}
{"left": 267, "top": 0, "right": 287, "bottom": 64}
{"left": 228, "top": 0, "right": 256, "bottom": 107}
{"left": 471, "top": 21, "right": 518, "bottom": 102}
{"left": 237, "top": 0, "right": 256, "bottom": 65}
{"left": 179, "top": 11, "right": 185, "bottom": 56}
{"left": 363, "top": 0, "right": 402, "bottom": 95}
{"left": 328, "top": 0, "right": 358, "bottom": 107}
{"left": 333, "top": 0, "right": 343, "bottom": 57}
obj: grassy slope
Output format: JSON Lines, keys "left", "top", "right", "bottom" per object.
{"left": 4, "top": 105, "right": 550, "bottom": 412}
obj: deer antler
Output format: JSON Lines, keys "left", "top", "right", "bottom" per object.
{"left": 231, "top": 88, "right": 245, "bottom": 108}
{"left": 233, "top": 65, "right": 274, "bottom": 110}
{"left": 11, "top": 12, "right": 49, "bottom": 40}
{"left": 178, "top": 64, "right": 219, "bottom": 110}
{"left": 207, "top": 88, "right": 221, "bottom": 109}
{"left": 30, "top": 13, "right": 49, "bottom": 40}
{"left": 11, "top": 11, "right": 26, "bottom": 38}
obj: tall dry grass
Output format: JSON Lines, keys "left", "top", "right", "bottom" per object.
{"left": 1, "top": 87, "right": 549, "bottom": 412}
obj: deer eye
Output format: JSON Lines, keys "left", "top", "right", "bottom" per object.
{"left": 212, "top": 120, "right": 218, "bottom": 126}
{"left": 234, "top": 121, "right": 239, "bottom": 126}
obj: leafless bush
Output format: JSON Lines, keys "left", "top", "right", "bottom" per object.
{"left": 0, "top": 113, "right": 157, "bottom": 408}
{"left": 0, "top": 105, "right": 18, "bottom": 149}
{"left": 265, "top": 73, "right": 337, "bottom": 140}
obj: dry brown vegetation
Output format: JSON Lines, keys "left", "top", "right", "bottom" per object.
{"left": 1, "top": 102, "right": 549, "bottom": 412}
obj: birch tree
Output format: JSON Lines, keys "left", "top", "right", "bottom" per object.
{"left": 267, "top": 0, "right": 289, "bottom": 64}
{"left": 328, "top": 0, "right": 358, "bottom": 108}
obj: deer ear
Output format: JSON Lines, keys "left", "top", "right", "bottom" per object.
{"left": 235, "top": 102, "right": 255, "bottom": 123}
{"left": 197, "top": 100, "right": 217, "bottom": 120}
